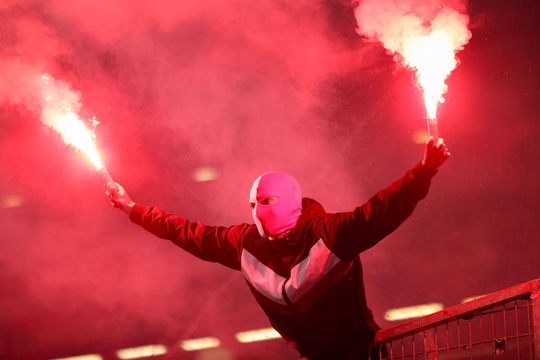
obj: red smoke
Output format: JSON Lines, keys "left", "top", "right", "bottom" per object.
{"left": 1, "top": 1, "right": 539, "bottom": 359}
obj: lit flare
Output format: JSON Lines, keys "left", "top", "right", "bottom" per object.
{"left": 398, "top": 8, "right": 471, "bottom": 137}
{"left": 354, "top": 2, "right": 471, "bottom": 138}
{"left": 402, "top": 30, "right": 457, "bottom": 120}
{"left": 42, "top": 107, "right": 104, "bottom": 170}
{"left": 39, "top": 75, "right": 115, "bottom": 185}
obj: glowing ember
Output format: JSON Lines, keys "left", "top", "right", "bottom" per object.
{"left": 39, "top": 75, "right": 104, "bottom": 170}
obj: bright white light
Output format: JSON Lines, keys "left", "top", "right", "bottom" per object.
{"left": 235, "top": 327, "right": 281, "bottom": 343}
{"left": 193, "top": 166, "right": 218, "bottom": 182}
{"left": 384, "top": 303, "right": 444, "bottom": 321}
{"left": 2, "top": 194, "right": 23, "bottom": 208}
{"left": 51, "top": 355, "right": 102, "bottom": 360}
{"left": 180, "top": 337, "right": 221, "bottom": 351}
{"left": 461, "top": 294, "right": 485, "bottom": 303}
{"left": 116, "top": 345, "right": 167, "bottom": 359}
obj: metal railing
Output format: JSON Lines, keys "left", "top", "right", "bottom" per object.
{"left": 370, "top": 277, "right": 540, "bottom": 360}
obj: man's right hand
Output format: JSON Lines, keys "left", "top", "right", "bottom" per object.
{"left": 105, "top": 182, "right": 135, "bottom": 215}
{"left": 422, "top": 137, "right": 450, "bottom": 171}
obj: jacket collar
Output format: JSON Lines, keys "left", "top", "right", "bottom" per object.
{"left": 290, "top": 197, "right": 325, "bottom": 235}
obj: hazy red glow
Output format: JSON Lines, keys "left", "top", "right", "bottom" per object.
{"left": 0, "top": 1, "right": 539, "bottom": 359}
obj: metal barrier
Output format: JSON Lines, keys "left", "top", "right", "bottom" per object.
{"left": 370, "top": 277, "right": 540, "bottom": 360}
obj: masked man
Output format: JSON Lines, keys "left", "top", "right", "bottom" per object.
{"left": 107, "top": 138, "right": 449, "bottom": 359}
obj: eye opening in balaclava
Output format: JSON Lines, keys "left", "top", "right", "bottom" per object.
{"left": 249, "top": 172, "right": 302, "bottom": 238}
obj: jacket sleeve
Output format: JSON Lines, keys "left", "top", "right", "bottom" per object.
{"left": 129, "top": 204, "right": 246, "bottom": 270}
{"left": 322, "top": 162, "right": 437, "bottom": 261}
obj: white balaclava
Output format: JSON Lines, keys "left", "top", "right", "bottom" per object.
{"left": 249, "top": 171, "right": 302, "bottom": 238}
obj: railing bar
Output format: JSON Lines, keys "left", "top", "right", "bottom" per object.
{"left": 412, "top": 332, "right": 416, "bottom": 360}
{"left": 464, "top": 336, "right": 520, "bottom": 346}
{"left": 443, "top": 343, "right": 487, "bottom": 352}
{"left": 446, "top": 321, "right": 450, "bottom": 360}
{"left": 480, "top": 314, "right": 485, "bottom": 356}
{"left": 503, "top": 302, "right": 508, "bottom": 360}
{"left": 370, "top": 283, "right": 540, "bottom": 360}
{"left": 514, "top": 299, "right": 520, "bottom": 359}
{"left": 459, "top": 334, "right": 540, "bottom": 349}
{"left": 378, "top": 288, "right": 538, "bottom": 341}
{"left": 381, "top": 307, "right": 533, "bottom": 359}
{"left": 527, "top": 299, "right": 533, "bottom": 360}
{"left": 492, "top": 305, "right": 496, "bottom": 360}
{"left": 444, "top": 343, "right": 474, "bottom": 350}
{"left": 476, "top": 305, "right": 530, "bottom": 317}
{"left": 435, "top": 326, "right": 438, "bottom": 360}
{"left": 457, "top": 318, "right": 461, "bottom": 360}
{"left": 508, "top": 333, "right": 529, "bottom": 340}
{"left": 423, "top": 330, "right": 426, "bottom": 360}
{"left": 379, "top": 302, "right": 535, "bottom": 344}
{"left": 375, "top": 284, "right": 538, "bottom": 343}
{"left": 468, "top": 318, "right": 472, "bottom": 360}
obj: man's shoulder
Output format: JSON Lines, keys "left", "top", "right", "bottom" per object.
{"left": 301, "top": 197, "right": 326, "bottom": 215}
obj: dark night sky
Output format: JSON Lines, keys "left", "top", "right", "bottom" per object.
{"left": 0, "top": 0, "right": 539, "bottom": 359}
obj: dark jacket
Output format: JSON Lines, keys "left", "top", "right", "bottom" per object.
{"left": 129, "top": 162, "right": 436, "bottom": 359}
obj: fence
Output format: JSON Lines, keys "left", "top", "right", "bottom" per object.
{"left": 370, "top": 277, "right": 540, "bottom": 360}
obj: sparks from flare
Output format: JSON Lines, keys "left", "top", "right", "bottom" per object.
{"left": 43, "top": 109, "right": 104, "bottom": 169}
{"left": 39, "top": 75, "right": 105, "bottom": 170}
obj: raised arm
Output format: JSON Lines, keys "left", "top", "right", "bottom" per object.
{"left": 106, "top": 183, "right": 245, "bottom": 270}
{"left": 323, "top": 138, "right": 450, "bottom": 261}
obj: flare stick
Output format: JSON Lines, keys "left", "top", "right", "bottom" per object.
{"left": 97, "top": 167, "right": 115, "bottom": 186}
{"left": 426, "top": 117, "right": 440, "bottom": 142}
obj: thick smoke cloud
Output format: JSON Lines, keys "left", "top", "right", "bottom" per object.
{"left": 354, "top": 0, "right": 471, "bottom": 62}
{"left": 1, "top": 1, "right": 539, "bottom": 359}
{"left": 0, "top": 1, "right": 376, "bottom": 358}
{"left": 353, "top": 0, "right": 469, "bottom": 48}
{"left": 0, "top": 1, "right": 372, "bottom": 210}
